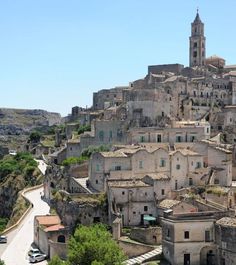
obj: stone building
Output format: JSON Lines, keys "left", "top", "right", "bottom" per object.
{"left": 162, "top": 211, "right": 217, "bottom": 265}
{"left": 88, "top": 140, "right": 232, "bottom": 194}
{"left": 205, "top": 55, "right": 226, "bottom": 69}
{"left": 34, "top": 215, "right": 69, "bottom": 259}
{"left": 215, "top": 217, "right": 236, "bottom": 265}
{"left": 107, "top": 179, "right": 155, "bottom": 226}
{"left": 93, "top": 86, "right": 128, "bottom": 110}
{"left": 128, "top": 119, "right": 210, "bottom": 145}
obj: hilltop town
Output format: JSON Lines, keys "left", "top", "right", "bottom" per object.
{"left": 1, "top": 11, "right": 236, "bottom": 265}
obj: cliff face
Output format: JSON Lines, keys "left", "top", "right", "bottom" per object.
{"left": 0, "top": 108, "right": 61, "bottom": 130}
{"left": 0, "top": 153, "right": 42, "bottom": 221}
{"left": 0, "top": 108, "right": 62, "bottom": 150}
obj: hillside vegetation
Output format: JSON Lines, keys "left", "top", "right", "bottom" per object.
{"left": 0, "top": 152, "right": 42, "bottom": 230}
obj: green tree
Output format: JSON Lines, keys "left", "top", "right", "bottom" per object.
{"left": 29, "top": 131, "right": 41, "bottom": 143}
{"left": 0, "top": 260, "right": 6, "bottom": 265}
{"left": 91, "top": 261, "right": 104, "bottom": 265}
{"left": 67, "top": 224, "right": 126, "bottom": 265}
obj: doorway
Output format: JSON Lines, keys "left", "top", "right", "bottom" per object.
{"left": 184, "top": 253, "right": 190, "bottom": 265}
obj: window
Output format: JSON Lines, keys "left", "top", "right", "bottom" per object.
{"left": 157, "top": 134, "right": 162, "bottom": 143}
{"left": 96, "top": 164, "right": 100, "bottom": 171}
{"left": 161, "top": 189, "right": 165, "bottom": 195}
{"left": 115, "top": 165, "right": 121, "bottom": 171}
{"left": 95, "top": 180, "right": 98, "bottom": 184}
{"left": 196, "top": 162, "right": 201, "bottom": 169}
{"left": 207, "top": 127, "right": 209, "bottom": 133}
{"left": 190, "top": 136, "right": 195, "bottom": 142}
{"left": 122, "top": 191, "right": 125, "bottom": 195}
{"left": 175, "top": 180, "right": 178, "bottom": 190}
{"left": 194, "top": 42, "right": 197, "bottom": 48}
{"left": 176, "top": 136, "right": 182, "bottom": 142}
{"left": 193, "top": 91, "right": 196, "bottom": 97}
{"left": 139, "top": 160, "right": 143, "bottom": 169}
{"left": 140, "top": 136, "right": 145, "bottom": 143}
{"left": 57, "top": 235, "right": 65, "bottom": 243}
{"left": 161, "top": 111, "right": 164, "bottom": 117}
{"left": 205, "top": 230, "right": 211, "bottom": 242}
{"left": 144, "top": 206, "right": 148, "bottom": 211}
{"left": 189, "top": 178, "right": 193, "bottom": 186}
{"left": 193, "top": 51, "right": 197, "bottom": 57}
{"left": 160, "top": 159, "right": 166, "bottom": 167}
{"left": 167, "top": 228, "right": 170, "bottom": 238}
{"left": 133, "top": 211, "right": 136, "bottom": 215}
{"left": 176, "top": 164, "right": 181, "bottom": 170}
{"left": 184, "top": 231, "right": 190, "bottom": 239}
{"left": 214, "top": 178, "right": 219, "bottom": 184}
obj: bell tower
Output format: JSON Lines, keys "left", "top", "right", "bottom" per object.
{"left": 189, "top": 10, "right": 206, "bottom": 67}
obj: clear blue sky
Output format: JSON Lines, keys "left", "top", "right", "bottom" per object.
{"left": 0, "top": 1, "right": 235, "bottom": 116}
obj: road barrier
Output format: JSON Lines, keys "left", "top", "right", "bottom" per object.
{"left": 2, "top": 184, "right": 43, "bottom": 235}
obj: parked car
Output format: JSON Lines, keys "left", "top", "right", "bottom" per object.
{"left": 28, "top": 247, "right": 41, "bottom": 256}
{"left": 0, "top": 235, "right": 7, "bottom": 243}
{"left": 29, "top": 253, "right": 47, "bottom": 263}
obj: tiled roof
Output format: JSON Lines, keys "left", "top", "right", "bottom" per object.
{"left": 36, "top": 215, "right": 61, "bottom": 226}
{"left": 108, "top": 180, "right": 150, "bottom": 188}
{"left": 170, "top": 149, "right": 200, "bottom": 156}
{"left": 100, "top": 151, "right": 127, "bottom": 158}
{"left": 144, "top": 173, "right": 170, "bottom": 180}
{"left": 44, "top": 224, "right": 65, "bottom": 232}
{"left": 159, "top": 199, "right": 180, "bottom": 209}
{"left": 216, "top": 217, "right": 236, "bottom": 227}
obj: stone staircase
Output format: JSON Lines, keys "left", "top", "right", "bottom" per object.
{"left": 73, "top": 177, "right": 98, "bottom": 194}
{"left": 124, "top": 245, "right": 162, "bottom": 265}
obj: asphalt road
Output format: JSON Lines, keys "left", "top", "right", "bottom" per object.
{"left": 0, "top": 160, "right": 49, "bottom": 265}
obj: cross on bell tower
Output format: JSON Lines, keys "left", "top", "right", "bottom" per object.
{"left": 189, "top": 9, "right": 206, "bottom": 67}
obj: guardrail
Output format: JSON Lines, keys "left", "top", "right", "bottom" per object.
{"left": 2, "top": 184, "right": 43, "bottom": 235}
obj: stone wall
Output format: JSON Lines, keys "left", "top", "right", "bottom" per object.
{"left": 130, "top": 226, "right": 162, "bottom": 245}
{"left": 49, "top": 241, "right": 67, "bottom": 260}
{"left": 148, "top": 64, "right": 184, "bottom": 75}
{"left": 118, "top": 239, "right": 155, "bottom": 258}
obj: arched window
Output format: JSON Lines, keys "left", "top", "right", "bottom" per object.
{"left": 58, "top": 235, "right": 65, "bottom": 243}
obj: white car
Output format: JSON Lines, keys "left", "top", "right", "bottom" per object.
{"left": 0, "top": 235, "right": 7, "bottom": 243}
{"left": 29, "top": 253, "right": 47, "bottom": 263}
{"left": 28, "top": 247, "right": 41, "bottom": 256}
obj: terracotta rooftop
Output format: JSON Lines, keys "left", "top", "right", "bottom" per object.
{"left": 159, "top": 199, "right": 180, "bottom": 209}
{"left": 36, "top": 215, "right": 61, "bottom": 226}
{"left": 216, "top": 217, "right": 236, "bottom": 227}
{"left": 44, "top": 224, "right": 65, "bottom": 232}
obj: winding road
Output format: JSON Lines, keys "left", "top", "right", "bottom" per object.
{"left": 0, "top": 160, "right": 49, "bottom": 265}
